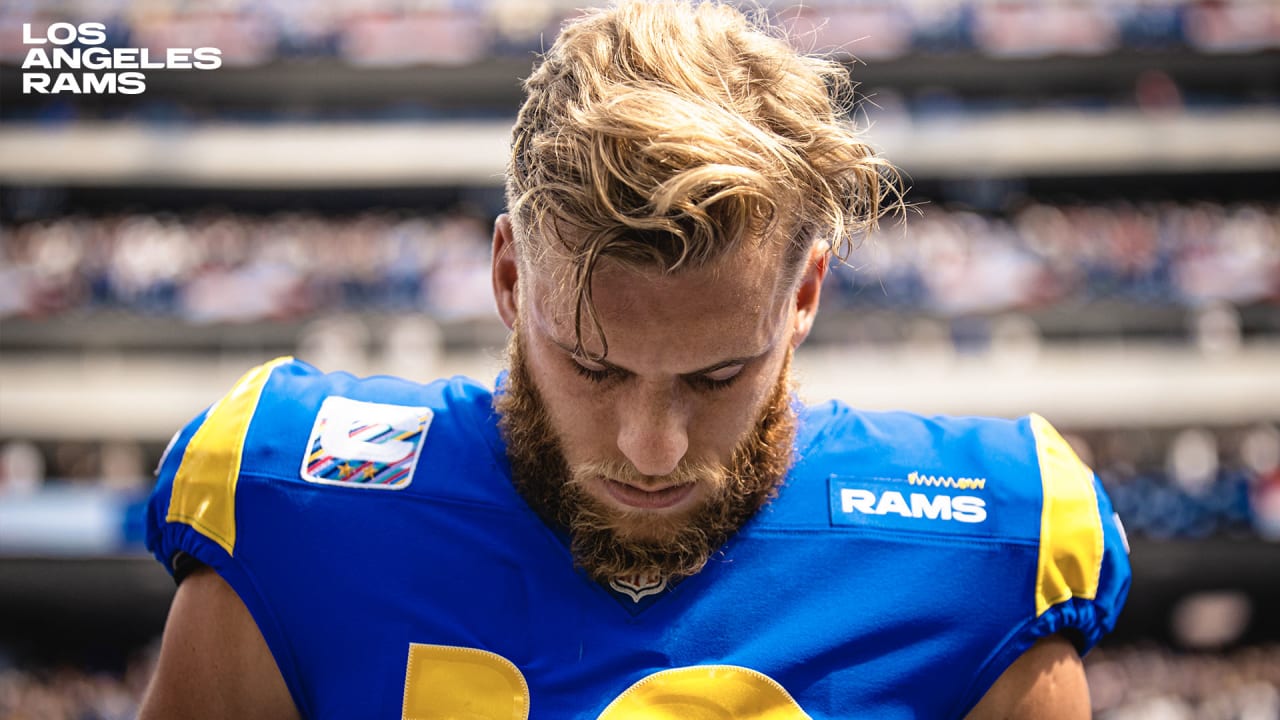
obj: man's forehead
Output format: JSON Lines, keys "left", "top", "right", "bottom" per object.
{"left": 523, "top": 247, "right": 793, "bottom": 363}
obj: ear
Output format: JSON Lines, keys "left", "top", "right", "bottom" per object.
{"left": 790, "top": 244, "right": 828, "bottom": 349}
{"left": 492, "top": 214, "right": 520, "bottom": 330}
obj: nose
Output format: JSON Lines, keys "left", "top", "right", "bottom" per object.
{"left": 615, "top": 386, "right": 689, "bottom": 478}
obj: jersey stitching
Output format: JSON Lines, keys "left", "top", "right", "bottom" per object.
{"left": 742, "top": 525, "right": 1039, "bottom": 549}
{"left": 238, "top": 470, "right": 537, "bottom": 517}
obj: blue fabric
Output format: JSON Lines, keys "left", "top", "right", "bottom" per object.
{"left": 147, "top": 359, "right": 1131, "bottom": 719}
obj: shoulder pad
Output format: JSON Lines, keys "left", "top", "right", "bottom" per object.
{"left": 797, "top": 407, "right": 1044, "bottom": 543}
{"left": 1027, "top": 413, "right": 1129, "bottom": 623}
{"left": 149, "top": 359, "right": 496, "bottom": 564}
{"left": 154, "top": 357, "right": 298, "bottom": 556}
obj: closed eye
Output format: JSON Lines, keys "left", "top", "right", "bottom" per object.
{"left": 685, "top": 364, "right": 744, "bottom": 391}
{"left": 571, "top": 360, "right": 618, "bottom": 384}
{"left": 567, "top": 349, "right": 749, "bottom": 392}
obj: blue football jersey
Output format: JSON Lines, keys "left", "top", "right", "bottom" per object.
{"left": 147, "top": 357, "right": 1131, "bottom": 719}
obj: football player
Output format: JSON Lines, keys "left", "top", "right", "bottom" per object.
{"left": 140, "top": 2, "right": 1129, "bottom": 717}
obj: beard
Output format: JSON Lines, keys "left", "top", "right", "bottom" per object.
{"left": 494, "top": 330, "right": 797, "bottom": 584}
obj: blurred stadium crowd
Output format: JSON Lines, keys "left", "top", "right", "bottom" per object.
{"left": 0, "top": 650, "right": 154, "bottom": 720}
{"left": 2, "top": 0, "right": 1276, "bottom": 68}
{"left": 0, "top": 209, "right": 495, "bottom": 322}
{"left": 2, "top": 200, "right": 1276, "bottom": 323}
{"left": 1, "top": 0, "right": 1276, "bottom": 125}
{"left": 1088, "top": 425, "right": 1280, "bottom": 542}
{"left": 1087, "top": 644, "right": 1280, "bottom": 720}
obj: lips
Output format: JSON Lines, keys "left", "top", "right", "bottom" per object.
{"left": 600, "top": 477, "right": 696, "bottom": 510}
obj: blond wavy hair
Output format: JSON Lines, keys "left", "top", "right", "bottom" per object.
{"left": 506, "top": 0, "right": 900, "bottom": 357}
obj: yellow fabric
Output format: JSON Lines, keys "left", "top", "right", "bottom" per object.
{"left": 598, "top": 665, "right": 811, "bottom": 720}
{"left": 166, "top": 357, "right": 291, "bottom": 556}
{"left": 1030, "top": 413, "right": 1104, "bottom": 617}
{"left": 402, "top": 644, "right": 529, "bottom": 720}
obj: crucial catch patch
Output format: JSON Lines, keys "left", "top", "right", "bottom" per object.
{"left": 301, "top": 396, "right": 432, "bottom": 490}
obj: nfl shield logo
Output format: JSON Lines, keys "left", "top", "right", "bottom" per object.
{"left": 609, "top": 571, "right": 668, "bottom": 603}
{"left": 301, "top": 396, "right": 432, "bottom": 490}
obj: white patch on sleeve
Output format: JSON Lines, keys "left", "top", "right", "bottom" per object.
{"left": 300, "top": 396, "right": 432, "bottom": 490}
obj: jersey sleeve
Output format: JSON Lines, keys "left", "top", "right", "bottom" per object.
{"left": 144, "top": 356, "right": 311, "bottom": 714}
{"left": 145, "top": 356, "right": 481, "bottom": 719}
{"left": 960, "top": 413, "right": 1131, "bottom": 716}
{"left": 147, "top": 356, "right": 295, "bottom": 570}
{"left": 1024, "top": 413, "right": 1131, "bottom": 654}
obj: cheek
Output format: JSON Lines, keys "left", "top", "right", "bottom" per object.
{"left": 686, "top": 369, "right": 780, "bottom": 461}
{"left": 525, "top": 350, "right": 614, "bottom": 454}
{"left": 674, "top": 377, "right": 786, "bottom": 452}
{"left": 719, "top": 349, "right": 789, "bottom": 432}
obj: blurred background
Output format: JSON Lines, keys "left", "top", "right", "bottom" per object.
{"left": 0, "top": 0, "right": 1278, "bottom": 718}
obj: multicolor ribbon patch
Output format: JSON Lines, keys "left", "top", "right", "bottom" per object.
{"left": 301, "top": 396, "right": 433, "bottom": 490}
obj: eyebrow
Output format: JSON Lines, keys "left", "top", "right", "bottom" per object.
{"left": 549, "top": 337, "right": 766, "bottom": 377}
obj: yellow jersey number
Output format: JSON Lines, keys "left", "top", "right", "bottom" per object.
{"left": 401, "top": 643, "right": 812, "bottom": 719}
